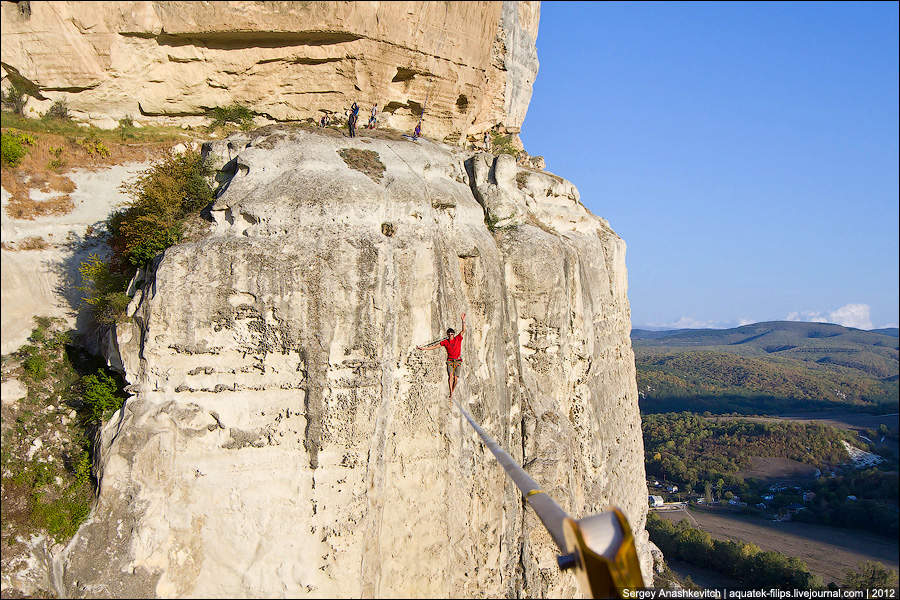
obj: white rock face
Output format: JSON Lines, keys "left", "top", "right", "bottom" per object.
{"left": 1, "top": 1, "right": 540, "bottom": 144}
{"left": 0, "top": 378, "right": 27, "bottom": 407}
{"left": 841, "top": 440, "right": 884, "bottom": 469}
{"left": 57, "top": 127, "right": 650, "bottom": 597}
{"left": 0, "top": 163, "right": 149, "bottom": 355}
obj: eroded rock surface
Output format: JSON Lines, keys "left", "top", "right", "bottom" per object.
{"left": 1, "top": 1, "right": 539, "bottom": 144}
{"left": 55, "top": 126, "right": 650, "bottom": 597}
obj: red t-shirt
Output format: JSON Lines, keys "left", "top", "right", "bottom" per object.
{"left": 440, "top": 333, "right": 463, "bottom": 360}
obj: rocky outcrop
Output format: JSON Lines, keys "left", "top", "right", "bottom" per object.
{"left": 56, "top": 126, "right": 650, "bottom": 597}
{"left": 1, "top": 1, "right": 539, "bottom": 144}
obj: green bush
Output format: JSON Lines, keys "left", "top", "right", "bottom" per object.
{"left": 79, "top": 135, "right": 110, "bottom": 158}
{"left": 78, "top": 150, "right": 212, "bottom": 324}
{"left": 116, "top": 115, "right": 137, "bottom": 140}
{"left": 43, "top": 99, "right": 71, "bottom": 121}
{"left": 112, "top": 149, "right": 213, "bottom": 264}
{"left": 490, "top": 131, "right": 520, "bottom": 158}
{"left": 48, "top": 145, "right": 65, "bottom": 170}
{"left": 843, "top": 561, "right": 898, "bottom": 590}
{"left": 77, "top": 254, "right": 130, "bottom": 324}
{"left": 73, "top": 451, "right": 92, "bottom": 487}
{"left": 28, "top": 318, "right": 50, "bottom": 343}
{"left": 1, "top": 83, "right": 29, "bottom": 115}
{"left": 30, "top": 488, "right": 92, "bottom": 542}
{"left": 2, "top": 131, "right": 30, "bottom": 167}
{"left": 81, "top": 369, "right": 125, "bottom": 424}
{"left": 22, "top": 351, "right": 47, "bottom": 380}
{"left": 485, "top": 211, "right": 500, "bottom": 232}
{"left": 120, "top": 222, "right": 181, "bottom": 266}
{"left": 208, "top": 104, "right": 254, "bottom": 130}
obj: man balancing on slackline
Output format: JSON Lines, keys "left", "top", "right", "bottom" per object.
{"left": 417, "top": 313, "right": 466, "bottom": 403}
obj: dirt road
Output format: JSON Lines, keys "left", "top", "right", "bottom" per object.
{"left": 658, "top": 507, "right": 899, "bottom": 585}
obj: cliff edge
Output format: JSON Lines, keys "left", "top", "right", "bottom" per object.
{"left": 52, "top": 126, "right": 651, "bottom": 597}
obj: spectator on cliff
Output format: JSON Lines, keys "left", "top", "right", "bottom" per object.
{"left": 484, "top": 130, "right": 490, "bottom": 151}
{"left": 368, "top": 103, "right": 378, "bottom": 129}
{"left": 347, "top": 102, "right": 360, "bottom": 137}
{"left": 416, "top": 313, "right": 466, "bottom": 403}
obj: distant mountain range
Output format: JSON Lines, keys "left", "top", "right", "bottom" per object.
{"left": 634, "top": 322, "right": 899, "bottom": 338}
{"left": 631, "top": 321, "right": 899, "bottom": 414}
{"left": 870, "top": 327, "right": 900, "bottom": 337}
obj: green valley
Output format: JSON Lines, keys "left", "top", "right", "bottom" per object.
{"left": 633, "top": 321, "right": 898, "bottom": 414}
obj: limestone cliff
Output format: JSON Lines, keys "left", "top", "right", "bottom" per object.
{"left": 48, "top": 126, "right": 651, "bottom": 597}
{"left": 0, "top": 1, "right": 539, "bottom": 144}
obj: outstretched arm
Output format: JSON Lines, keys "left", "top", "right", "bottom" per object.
{"left": 459, "top": 312, "right": 466, "bottom": 335}
{"left": 417, "top": 342, "right": 442, "bottom": 351}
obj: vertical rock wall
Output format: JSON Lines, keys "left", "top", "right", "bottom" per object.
{"left": 1, "top": 1, "right": 539, "bottom": 143}
{"left": 56, "top": 127, "right": 650, "bottom": 597}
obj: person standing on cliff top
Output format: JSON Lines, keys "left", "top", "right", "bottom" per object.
{"left": 417, "top": 313, "right": 466, "bottom": 403}
{"left": 348, "top": 102, "right": 360, "bottom": 137}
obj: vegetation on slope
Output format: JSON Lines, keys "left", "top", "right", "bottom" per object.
{"left": 1, "top": 110, "right": 197, "bottom": 222}
{"left": 78, "top": 150, "right": 214, "bottom": 324}
{"left": 2, "top": 110, "right": 192, "bottom": 145}
{"left": 633, "top": 321, "right": 898, "bottom": 359}
{"left": 644, "top": 412, "right": 899, "bottom": 538}
{"left": 649, "top": 512, "right": 899, "bottom": 590}
{"left": 791, "top": 467, "right": 899, "bottom": 538}
{"left": 637, "top": 350, "right": 898, "bottom": 413}
{"left": 206, "top": 103, "right": 255, "bottom": 130}
{"left": 1, "top": 318, "right": 127, "bottom": 550}
{"left": 647, "top": 512, "right": 821, "bottom": 589}
{"left": 643, "top": 412, "right": 851, "bottom": 493}
{"left": 633, "top": 322, "right": 898, "bottom": 413}
{"left": 842, "top": 562, "right": 899, "bottom": 591}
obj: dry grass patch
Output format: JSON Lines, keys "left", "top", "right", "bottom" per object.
{"left": 338, "top": 148, "right": 385, "bottom": 183}
{"left": 1, "top": 236, "right": 49, "bottom": 251}
{"left": 525, "top": 211, "right": 558, "bottom": 236}
{"left": 1, "top": 126, "right": 173, "bottom": 220}
{"left": 516, "top": 171, "right": 529, "bottom": 190}
{"left": 360, "top": 127, "right": 407, "bottom": 142}
{"left": 179, "top": 211, "right": 214, "bottom": 244}
{"left": 319, "top": 123, "right": 352, "bottom": 139}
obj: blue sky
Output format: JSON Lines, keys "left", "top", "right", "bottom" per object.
{"left": 520, "top": 1, "right": 899, "bottom": 330}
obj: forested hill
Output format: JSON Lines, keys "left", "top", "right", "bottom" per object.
{"left": 870, "top": 328, "right": 900, "bottom": 337}
{"left": 632, "top": 321, "right": 899, "bottom": 414}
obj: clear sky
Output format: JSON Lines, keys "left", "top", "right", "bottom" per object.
{"left": 520, "top": 1, "right": 899, "bottom": 330}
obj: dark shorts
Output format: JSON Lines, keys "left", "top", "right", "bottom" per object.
{"left": 446, "top": 359, "right": 462, "bottom": 377}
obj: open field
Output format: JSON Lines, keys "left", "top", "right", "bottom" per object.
{"left": 658, "top": 507, "right": 899, "bottom": 585}
{"left": 719, "top": 412, "right": 899, "bottom": 431}
{"left": 737, "top": 456, "right": 820, "bottom": 483}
